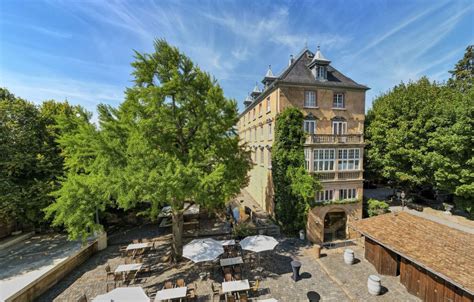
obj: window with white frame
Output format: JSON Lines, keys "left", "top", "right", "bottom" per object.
{"left": 333, "top": 93, "right": 345, "bottom": 108}
{"left": 338, "top": 148, "right": 361, "bottom": 171}
{"left": 304, "top": 148, "right": 310, "bottom": 170}
{"left": 332, "top": 120, "right": 347, "bottom": 135}
{"left": 317, "top": 66, "right": 327, "bottom": 79}
{"left": 339, "top": 188, "right": 357, "bottom": 200}
{"left": 260, "top": 148, "right": 264, "bottom": 165}
{"left": 268, "top": 149, "right": 272, "bottom": 168}
{"left": 268, "top": 122, "right": 272, "bottom": 139}
{"left": 304, "top": 91, "right": 317, "bottom": 107}
{"left": 313, "top": 149, "right": 335, "bottom": 171}
{"left": 304, "top": 120, "right": 316, "bottom": 134}
{"left": 266, "top": 97, "right": 271, "bottom": 112}
{"left": 316, "top": 190, "right": 334, "bottom": 202}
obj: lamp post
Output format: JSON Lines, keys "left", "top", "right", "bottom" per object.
{"left": 401, "top": 191, "right": 406, "bottom": 211}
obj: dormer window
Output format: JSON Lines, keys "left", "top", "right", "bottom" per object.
{"left": 316, "top": 66, "right": 327, "bottom": 80}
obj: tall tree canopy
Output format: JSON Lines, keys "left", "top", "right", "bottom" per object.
{"left": 365, "top": 46, "right": 474, "bottom": 217}
{"left": 0, "top": 89, "right": 76, "bottom": 228}
{"left": 273, "top": 107, "right": 320, "bottom": 234}
{"left": 46, "top": 40, "right": 252, "bottom": 258}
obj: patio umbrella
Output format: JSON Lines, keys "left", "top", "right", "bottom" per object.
{"left": 183, "top": 238, "right": 224, "bottom": 263}
{"left": 240, "top": 235, "right": 279, "bottom": 266}
{"left": 93, "top": 287, "right": 149, "bottom": 302}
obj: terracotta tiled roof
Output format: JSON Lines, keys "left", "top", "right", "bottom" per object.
{"left": 351, "top": 211, "right": 474, "bottom": 294}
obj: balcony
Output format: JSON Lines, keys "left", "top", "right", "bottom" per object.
{"left": 306, "top": 134, "right": 364, "bottom": 145}
{"left": 314, "top": 171, "right": 363, "bottom": 182}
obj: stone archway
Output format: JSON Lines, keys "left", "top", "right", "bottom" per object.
{"left": 323, "top": 209, "right": 347, "bottom": 242}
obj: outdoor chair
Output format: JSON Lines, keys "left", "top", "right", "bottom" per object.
{"left": 224, "top": 273, "right": 233, "bottom": 282}
{"left": 226, "top": 294, "right": 236, "bottom": 302}
{"left": 249, "top": 279, "right": 260, "bottom": 297}
{"left": 238, "top": 292, "right": 249, "bottom": 302}
{"left": 234, "top": 273, "right": 241, "bottom": 280}
{"left": 211, "top": 282, "right": 221, "bottom": 295}
{"left": 186, "top": 287, "right": 197, "bottom": 301}
{"left": 176, "top": 278, "right": 186, "bottom": 287}
{"left": 124, "top": 271, "right": 137, "bottom": 285}
{"left": 76, "top": 293, "right": 88, "bottom": 302}
{"left": 164, "top": 281, "right": 173, "bottom": 289}
{"left": 223, "top": 267, "right": 232, "bottom": 275}
{"left": 233, "top": 266, "right": 241, "bottom": 274}
{"left": 119, "top": 245, "right": 128, "bottom": 257}
{"left": 104, "top": 264, "right": 115, "bottom": 281}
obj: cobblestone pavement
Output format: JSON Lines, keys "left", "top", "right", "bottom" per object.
{"left": 318, "top": 244, "right": 421, "bottom": 302}
{"left": 39, "top": 231, "right": 419, "bottom": 302}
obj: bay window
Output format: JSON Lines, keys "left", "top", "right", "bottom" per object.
{"left": 339, "top": 188, "right": 357, "bottom": 200}
{"left": 313, "top": 149, "right": 335, "bottom": 171}
{"left": 338, "top": 148, "right": 360, "bottom": 170}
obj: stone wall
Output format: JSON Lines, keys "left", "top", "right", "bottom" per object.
{"left": 306, "top": 201, "right": 362, "bottom": 244}
{"left": 6, "top": 240, "right": 99, "bottom": 302}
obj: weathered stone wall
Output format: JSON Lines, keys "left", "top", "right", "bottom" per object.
{"left": 306, "top": 201, "right": 362, "bottom": 244}
{"left": 6, "top": 240, "right": 99, "bottom": 302}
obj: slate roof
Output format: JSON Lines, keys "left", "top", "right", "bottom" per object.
{"left": 351, "top": 211, "right": 474, "bottom": 295}
{"left": 240, "top": 48, "right": 369, "bottom": 116}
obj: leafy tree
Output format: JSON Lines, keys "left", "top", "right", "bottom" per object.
{"left": 46, "top": 40, "right": 252, "bottom": 258}
{"left": 448, "top": 45, "right": 473, "bottom": 91}
{"left": 367, "top": 199, "right": 390, "bottom": 217}
{"left": 273, "top": 107, "right": 320, "bottom": 234}
{"left": 0, "top": 89, "right": 78, "bottom": 229}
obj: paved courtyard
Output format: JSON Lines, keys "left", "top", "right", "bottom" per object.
{"left": 38, "top": 231, "right": 419, "bottom": 302}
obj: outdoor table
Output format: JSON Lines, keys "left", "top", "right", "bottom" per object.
{"left": 221, "top": 279, "right": 250, "bottom": 293}
{"left": 220, "top": 256, "right": 243, "bottom": 267}
{"left": 93, "top": 287, "right": 150, "bottom": 302}
{"left": 154, "top": 286, "right": 187, "bottom": 301}
{"left": 291, "top": 260, "right": 301, "bottom": 281}
{"left": 220, "top": 239, "right": 236, "bottom": 246}
{"left": 126, "top": 242, "right": 153, "bottom": 251}
{"left": 258, "top": 299, "right": 278, "bottom": 302}
{"left": 115, "top": 263, "right": 142, "bottom": 281}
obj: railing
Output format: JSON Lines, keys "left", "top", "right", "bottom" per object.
{"left": 314, "top": 171, "right": 363, "bottom": 181}
{"left": 306, "top": 134, "right": 364, "bottom": 144}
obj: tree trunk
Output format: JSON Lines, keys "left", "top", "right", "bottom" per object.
{"left": 171, "top": 209, "right": 184, "bottom": 262}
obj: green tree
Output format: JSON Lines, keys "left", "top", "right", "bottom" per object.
{"left": 448, "top": 45, "right": 473, "bottom": 91}
{"left": 46, "top": 40, "right": 252, "bottom": 258}
{"left": 273, "top": 108, "right": 320, "bottom": 234}
{"left": 0, "top": 89, "right": 78, "bottom": 229}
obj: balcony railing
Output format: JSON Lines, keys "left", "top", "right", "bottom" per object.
{"left": 315, "top": 171, "right": 363, "bottom": 181}
{"left": 306, "top": 134, "right": 364, "bottom": 144}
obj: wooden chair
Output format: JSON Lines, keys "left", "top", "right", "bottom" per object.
{"left": 176, "top": 278, "right": 185, "bottom": 287}
{"left": 223, "top": 267, "right": 232, "bottom": 274}
{"left": 104, "top": 264, "right": 114, "bottom": 281}
{"left": 233, "top": 265, "right": 241, "bottom": 274}
{"left": 133, "top": 239, "right": 139, "bottom": 244}
{"left": 119, "top": 245, "right": 128, "bottom": 257}
{"left": 164, "top": 281, "right": 173, "bottom": 289}
{"left": 234, "top": 273, "right": 241, "bottom": 280}
{"left": 224, "top": 273, "right": 233, "bottom": 282}
{"left": 226, "top": 294, "right": 235, "bottom": 302}
{"left": 186, "top": 288, "right": 196, "bottom": 301}
{"left": 249, "top": 279, "right": 260, "bottom": 296}
{"left": 239, "top": 292, "right": 249, "bottom": 302}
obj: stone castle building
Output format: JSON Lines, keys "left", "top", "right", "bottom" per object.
{"left": 237, "top": 46, "right": 369, "bottom": 243}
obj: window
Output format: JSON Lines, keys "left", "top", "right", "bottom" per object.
{"left": 338, "top": 148, "right": 360, "bottom": 171}
{"left": 304, "top": 149, "right": 310, "bottom": 170}
{"left": 304, "top": 91, "right": 317, "bottom": 107}
{"left": 268, "top": 149, "right": 272, "bottom": 168}
{"left": 266, "top": 97, "right": 271, "bottom": 112}
{"left": 304, "top": 120, "right": 316, "bottom": 134}
{"left": 316, "top": 190, "right": 334, "bottom": 202}
{"left": 268, "top": 122, "right": 272, "bottom": 139}
{"left": 252, "top": 108, "right": 256, "bottom": 120}
{"left": 258, "top": 103, "right": 262, "bottom": 116}
{"left": 317, "top": 66, "right": 327, "bottom": 79}
{"left": 254, "top": 127, "right": 257, "bottom": 141}
{"left": 333, "top": 93, "right": 345, "bottom": 108}
{"left": 260, "top": 148, "right": 264, "bottom": 165}
{"left": 313, "top": 149, "right": 335, "bottom": 171}
{"left": 332, "top": 121, "right": 347, "bottom": 135}
{"left": 339, "top": 188, "right": 357, "bottom": 200}
{"left": 260, "top": 125, "right": 264, "bottom": 140}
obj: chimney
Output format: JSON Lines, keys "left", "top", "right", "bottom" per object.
{"left": 289, "top": 54, "right": 294, "bottom": 66}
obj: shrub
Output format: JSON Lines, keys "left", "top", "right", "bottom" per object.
{"left": 232, "top": 223, "right": 256, "bottom": 239}
{"left": 367, "top": 199, "right": 390, "bottom": 217}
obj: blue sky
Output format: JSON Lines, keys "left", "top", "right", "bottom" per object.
{"left": 1, "top": 0, "right": 473, "bottom": 116}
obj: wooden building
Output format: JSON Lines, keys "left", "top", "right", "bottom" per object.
{"left": 352, "top": 212, "right": 474, "bottom": 302}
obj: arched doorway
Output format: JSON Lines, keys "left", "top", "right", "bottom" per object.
{"left": 323, "top": 210, "right": 347, "bottom": 242}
